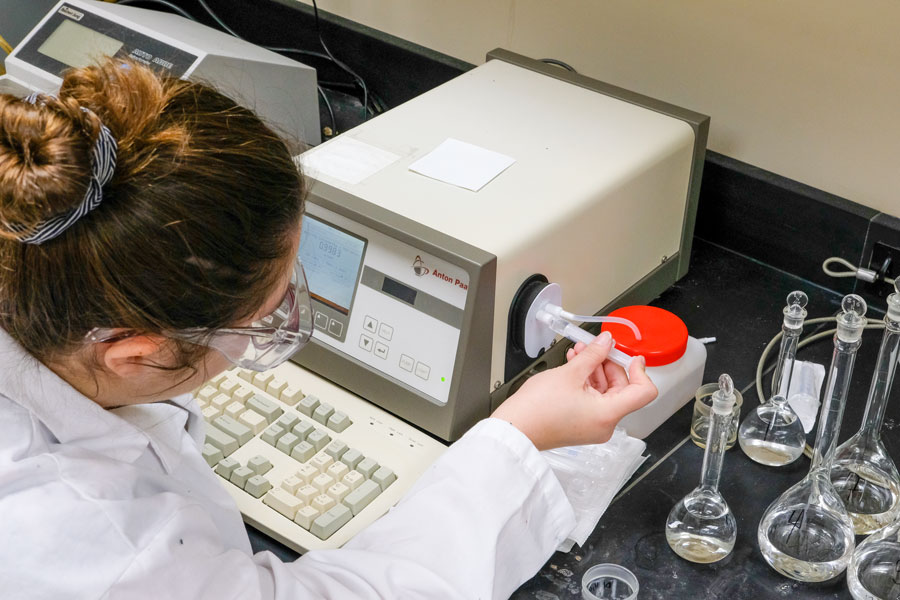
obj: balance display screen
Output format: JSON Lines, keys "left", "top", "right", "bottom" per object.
{"left": 298, "top": 216, "right": 366, "bottom": 315}
{"left": 37, "top": 19, "right": 124, "bottom": 69}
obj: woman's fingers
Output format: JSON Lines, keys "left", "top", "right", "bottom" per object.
{"left": 603, "top": 360, "right": 629, "bottom": 390}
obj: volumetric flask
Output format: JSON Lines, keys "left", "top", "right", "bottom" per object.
{"left": 738, "top": 291, "right": 808, "bottom": 466}
{"left": 758, "top": 294, "right": 865, "bottom": 582}
{"left": 667, "top": 374, "right": 737, "bottom": 563}
{"left": 831, "top": 280, "right": 900, "bottom": 535}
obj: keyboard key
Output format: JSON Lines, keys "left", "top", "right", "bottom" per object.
{"left": 252, "top": 371, "right": 275, "bottom": 389}
{"left": 224, "top": 401, "right": 245, "bottom": 420}
{"left": 244, "top": 475, "right": 272, "bottom": 498}
{"left": 342, "top": 470, "right": 364, "bottom": 490}
{"left": 232, "top": 387, "right": 254, "bottom": 404}
{"left": 290, "top": 441, "right": 316, "bottom": 462}
{"left": 327, "top": 412, "right": 352, "bottom": 433}
{"left": 236, "top": 369, "right": 254, "bottom": 382}
{"left": 247, "top": 455, "right": 273, "bottom": 475}
{"left": 307, "top": 429, "right": 330, "bottom": 451}
{"left": 230, "top": 466, "right": 254, "bottom": 488}
{"left": 213, "top": 415, "right": 253, "bottom": 445}
{"left": 324, "top": 440, "right": 348, "bottom": 461}
{"left": 291, "top": 420, "right": 315, "bottom": 441}
{"left": 310, "top": 454, "right": 334, "bottom": 472}
{"left": 201, "top": 405, "right": 221, "bottom": 422}
{"left": 311, "top": 504, "right": 352, "bottom": 540}
{"left": 201, "top": 443, "right": 223, "bottom": 467}
{"left": 246, "top": 395, "right": 283, "bottom": 423}
{"left": 198, "top": 385, "right": 219, "bottom": 402}
{"left": 281, "top": 476, "right": 303, "bottom": 495}
{"left": 276, "top": 413, "right": 300, "bottom": 431}
{"left": 326, "top": 462, "right": 349, "bottom": 481}
{"left": 281, "top": 386, "right": 304, "bottom": 406}
{"left": 311, "top": 494, "right": 336, "bottom": 512}
{"left": 205, "top": 426, "right": 239, "bottom": 456}
{"left": 267, "top": 378, "right": 288, "bottom": 397}
{"left": 294, "top": 463, "right": 318, "bottom": 485}
{"left": 296, "top": 485, "right": 318, "bottom": 504}
{"left": 264, "top": 488, "right": 303, "bottom": 520}
{"left": 356, "top": 457, "right": 379, "bottom": 479}
{"left": 297, "top": 395, "right": 320, "bottom": 417}
{"left": 211, "top": 393, "right": 232, "bottom": 412}
{"left": 294, "top": 505, "right": 320, "bottom": 530}
{"left": 209, "top": 373, "right": 228, "bottom": 388}
{"left": 343, "top": 479, "right": 381, "bottom": 515}
{"left": 311, "top": 473, "right": 335, "bottom": 493}
{"left": 340, "top": 449, "right": 363, "bottom": 470}
{"left": 275, "top": 432, "right": 300, "bottom": 455}
{"left": 312, "top": 403, "right": 335, "bottom": 425}
{"left": 372, "top": 467, "right": 397, "bottom": 491}
{"left": 238, "top": 409, "right": 267, "bottom": 434}
{"left": 219, "top": 379, "right": 239, "bottom": 397}
{"left": 261, "top": 424, "right": 286, "bottom": 446}
{"left": 326, "top": 482, "right": 350, "bottom": 503}
{"left": 215, "top": 457, "right": 240, "bottom": 479}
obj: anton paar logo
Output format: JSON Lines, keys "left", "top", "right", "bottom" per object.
{"left": 59, "top": 5, "right": 84, "bottom": 21}
{"left": 412, "top": 255, "right": 429, "bottom": 277}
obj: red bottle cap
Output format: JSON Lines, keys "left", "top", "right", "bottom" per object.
{"left": 600, "top": 305, "right": 688, "bottom": 367}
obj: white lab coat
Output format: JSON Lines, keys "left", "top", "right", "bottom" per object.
{"left": 0, "top": 328, "right": 575, "bottom": 599}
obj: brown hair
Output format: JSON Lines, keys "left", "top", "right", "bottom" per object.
{"left": 0, "top": 59, "right": 305, "bottom": 368}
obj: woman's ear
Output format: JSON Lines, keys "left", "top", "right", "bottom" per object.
{"left": 97, "top": 335, "right": 172, "bottom": 377}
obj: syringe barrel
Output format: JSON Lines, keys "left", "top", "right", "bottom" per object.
{"left": 561, "top": 322, "right": 634, "bottom": 370}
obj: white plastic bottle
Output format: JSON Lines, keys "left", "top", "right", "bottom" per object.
{"left": 602, "top": 306, "right": 707, "bottom": 439}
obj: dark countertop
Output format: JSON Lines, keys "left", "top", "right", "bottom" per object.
{"left": 512, "top": 237, "right": 898, "bottom": 600}
{"left": 249, "top": 236, "right": 897, "bottom": 599}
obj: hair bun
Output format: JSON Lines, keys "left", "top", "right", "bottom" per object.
{"left": 0, "top": 94, "right": 101, "bottom": 240}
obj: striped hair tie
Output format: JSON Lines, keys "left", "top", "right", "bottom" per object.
{"left": 12, "top": 92, "right": 118, "bottom": 245}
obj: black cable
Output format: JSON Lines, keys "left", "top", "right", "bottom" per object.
{"left": 540, "top": 58, "right": 577, "bottom": 73}
{"left": 311, "top": 0, "right": 370, "bottom": 119}
{"left": 317, "top": 85, "right": 336, "bottom": 136}
{"left": 115, "top": 0, "right": 196, "bottom": 20}
{"left": 191, "top": 0, "right": 378, "bottom": 120}
{"left": 193, "top": 0, "right": 240, "bottom": 36}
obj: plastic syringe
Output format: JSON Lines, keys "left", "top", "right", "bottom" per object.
{"left": 536, "top": 310, "right": 635, "bottom": 371}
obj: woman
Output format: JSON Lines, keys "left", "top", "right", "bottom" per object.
{"left": 0, "top": 59, "right": 656, "bottom": 599}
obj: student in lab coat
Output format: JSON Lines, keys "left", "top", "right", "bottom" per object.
{"left": 0, "top": 59, "right": 657, "bottom": 600}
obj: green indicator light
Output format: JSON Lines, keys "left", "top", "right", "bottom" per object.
{"left": 441, "top": 377, "right": 446, "bottom": 382}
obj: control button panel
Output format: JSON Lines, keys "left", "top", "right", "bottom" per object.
{"left": 359, "top": 335, "right": 373, "bottom": 352}
{"left": 414, "top": 362, "right": 430, "bottom": 380}
{"left": 363, "top": 316, "right": 378, "bottom": 334}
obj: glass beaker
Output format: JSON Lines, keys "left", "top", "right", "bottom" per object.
{"left": 738, "top": 291, "right": 808, "bottom": 466}
{"left": 758, "top": 294, "right": 866, "bottom": 582}
{"left": 691, "top": 382, "right": 743, "bottom": 450}
{"left": 667, "top": 374, "right": 737, "bottom": 563}
{"left": 831, "top": 280, "right": 900, "bottom": 535}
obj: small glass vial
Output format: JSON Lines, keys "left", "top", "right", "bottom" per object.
{"left": 831, "top": 280, "right": 900, "bottom": 535}
{"left": 738, "top": 291, "right": 808, "bottom": 466}
{"left": 757, "top": 294, "right": 866, "bottom": 582}
{"left": 666, "top": 374, "right": 737, "bottom": 563}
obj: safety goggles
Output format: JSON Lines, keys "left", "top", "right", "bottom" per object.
{"left": 87, "top": 258, "right": 314, "bottom": 371}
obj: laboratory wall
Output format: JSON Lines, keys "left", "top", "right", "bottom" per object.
{"left": 297, "top": 0, "right": 900, "bottom": 218}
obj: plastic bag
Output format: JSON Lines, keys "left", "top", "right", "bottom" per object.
{"left": 542, "top": 427, "right": 647, "bottom": 551}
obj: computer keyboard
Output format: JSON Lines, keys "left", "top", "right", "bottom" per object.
{"left": 195, "top": 360, "right": 447, "bottom": 553}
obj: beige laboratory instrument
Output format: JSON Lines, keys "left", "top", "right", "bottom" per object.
{"left": 294, "top": 49, "right": 709, "bottom": 442}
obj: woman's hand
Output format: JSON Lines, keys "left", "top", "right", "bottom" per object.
{"left": 491, "top": 331, "right": 658, "bottom": 450}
